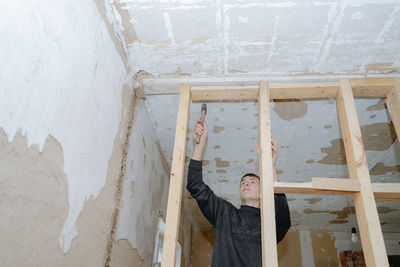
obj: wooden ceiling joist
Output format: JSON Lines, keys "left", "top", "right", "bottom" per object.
{"left": 191, "top": 77, "right": 397, "bottom": 102}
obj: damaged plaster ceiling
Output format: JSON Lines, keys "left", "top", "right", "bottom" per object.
{"left": 106, "top": 0, "right": 400, "bottom": 231}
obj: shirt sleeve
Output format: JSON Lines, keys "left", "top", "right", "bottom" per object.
{"left": 186, "top": 159, "right": 226, "bottom": 227}
{"left": 275, "top": 194, "right": 291, "bottom": 243}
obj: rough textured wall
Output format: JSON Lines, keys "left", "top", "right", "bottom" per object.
{"left": 109, "top": 101, "right": 191, "bottom": 266}
{"left": 0, "top": 0, "right": 136, "bottom": 265}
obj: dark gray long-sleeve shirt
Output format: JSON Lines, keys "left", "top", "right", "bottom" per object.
{"left": 187, "top": 159, "right": 291, "bottom": 267}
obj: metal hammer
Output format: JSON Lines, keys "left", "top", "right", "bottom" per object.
{"left": 195, "top": 103, "right": 207, "bottom": 144}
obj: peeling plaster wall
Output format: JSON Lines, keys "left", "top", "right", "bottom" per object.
{"left": 110, "top": 101, "right": 191, "bottom": 266}
{"left": 0, "top": 0, "right": 134, "bottom": 264}
{"left": 111, "top": 101, "right": 169, "bottom": 266}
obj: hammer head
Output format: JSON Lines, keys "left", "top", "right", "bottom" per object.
{"left": 201, "top": 103, "right": 207, "bottom": 114}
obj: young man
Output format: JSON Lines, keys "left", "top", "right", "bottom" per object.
{"left": 187, "top": 120, "right": 291, "bottom": 267}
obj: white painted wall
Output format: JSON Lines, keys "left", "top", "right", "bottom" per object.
{"left": 117, "top": 100, "right": 170, "bottom": 264}
{"left": 0, "top": 0, "right": 127, "bottom": 252}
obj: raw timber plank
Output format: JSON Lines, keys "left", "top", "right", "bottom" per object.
{"left": 312, "top": 178, "right": 360, "bottom": 192}
{"left": 190, "top": 78, "right": 396, "bottom": 102}
{"left": 337, "top": 79, "right": 389, "bottom": 267}
{"left": 162, "top": 83, "right": 191, "bottom": 267}
{"left": 258, "top": 81, "right": 278, "bottom": 267}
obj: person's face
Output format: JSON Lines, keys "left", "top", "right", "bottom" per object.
{"left": 240, "top": 176, "right": 260, "bottom": 202}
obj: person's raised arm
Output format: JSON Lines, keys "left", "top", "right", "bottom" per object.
{"left": 187, "top": 120, "right": 226, "bottom": 226}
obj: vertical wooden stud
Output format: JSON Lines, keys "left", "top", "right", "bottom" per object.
{"left": 337, "top": 79, "right": 389, "bottom": 267}
{"left": 386, "top": 79, "right": 400, "bottom": 139}
{"left": 258, "top": 81, "right": 278, "bottom": 267}
{"left": 161, "top": 83, "right": 191, "bottom": 267}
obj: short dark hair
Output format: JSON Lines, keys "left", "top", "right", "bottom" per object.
{"left": 240, "top": 173, "right": 260, "bottom": 183}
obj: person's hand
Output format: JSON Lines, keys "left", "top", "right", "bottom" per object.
{"left": 256, "top": 136, "right": 278, "bottom": 167}
{"left": 192, "top": 120, "right": 208, "bottom": 160}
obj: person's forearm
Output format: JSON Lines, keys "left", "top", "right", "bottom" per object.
{"left": 192, "top": 145, "right": 204, "bottom": 161}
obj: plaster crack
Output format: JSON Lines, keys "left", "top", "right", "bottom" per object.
{"left": 375, "top": 4, "right": 400, "bottom": 44}
{"left": 163, "top": 12, "right": 176, "bottom": 51}
{"left": 266, "top": 14, "right": 281, "bottom": 72}
{"left": 313, "top": 1, "right": 345, "bottom": 72}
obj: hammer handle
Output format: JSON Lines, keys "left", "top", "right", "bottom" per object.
{"left": 195, "top": 110, "right": 206, "bottom": 144}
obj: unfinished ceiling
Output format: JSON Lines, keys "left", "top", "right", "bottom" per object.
{"left": 106, "top": 0, "right": 400, "bottom": 232}
{"left": 109, "top": 0, "right": 400, "bottom": 76}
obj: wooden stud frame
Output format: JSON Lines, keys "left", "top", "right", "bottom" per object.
{"left": 162, "top": 84, "right": 191, "bottom": 267}
{"left": 162, "top": 78, "right": 399, "bottom": 267}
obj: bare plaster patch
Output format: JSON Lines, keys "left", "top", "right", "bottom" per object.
{"left": 111, "top": 1, "right": 138, "bottom": 45}
{"left": 217, "top": 169, "right": 227, "bottom": 173}
{"left": 202, "top": 160, "right": 210, "bottom": 166}
{"left": 361, "top": 122, "right": 397, "bottom": 151}
{"left": 318, "top": 139, "right": 346, "bottom": 165}
{"left": 190, "top": 227, "right": 214, "bottom": 267}
{"left": 304, "top": 198, "right": 322, "bottom": 204}
{"left": 324, "top": 125, "right": 332, "bottom": 129}
{"left": 319, "top": 122, "right": 396, "bottom": 165}
{"left": 310, "top": 231, "right": 338, "bottom": 266}
{"left": 329, "top": 206, "right": 355, "bottom": 219}
{"left": 214, "top": 145, "right": 221, "bottom": 149}
{"left": 318, "top": 138, "right": 346, "bottom": 165}
{"left": 0, "top": 129, "right": 68, "bottom": 266}
{"left": 92, "top": 0, "right": 129, "bottom": 72}
{"left": 306, "top": 159, "right": 314, "bottom": 164}
{"left": 276, "top": 170, "right": 284, "bottom": 174}
{"left": 247, "top": 158, "right": 254, "bottom": 164}
{"left": 215, "top": 157, "right": 230, "bottom": 168}
{"left": 109, "top": 239, "right": 144, "bottom": 267}
{"left": 370, "top": 162, "right": 400, "bottom": 175}
{"left": 273, "top": 99, "right": 308, "bottom": 121}
{"left": 213, "top": 126, "right": 225, "bottom": 134}
{"left": 277, "top": 232, "right": 302, "bottom": 266}
{"left": 366, "top": 99, "right": 387, "bottom": 111}
{"left": 303, "top": 208, "right": 329, "bottom": 214}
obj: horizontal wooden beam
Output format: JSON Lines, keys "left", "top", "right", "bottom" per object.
{"left": 274, "top": 181, "right": 400, "bottom": 201}
{"left": 312, "top": 178, "right": 360, "bottom": 192}
{"left": 191, "top": 85, "right": 258, "bottom": 102}
{"left": 372, "top": 183, "right": 400, "bottom": 201}
{"left": 190, "top": 78, "right": 397, "bottom": 102}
